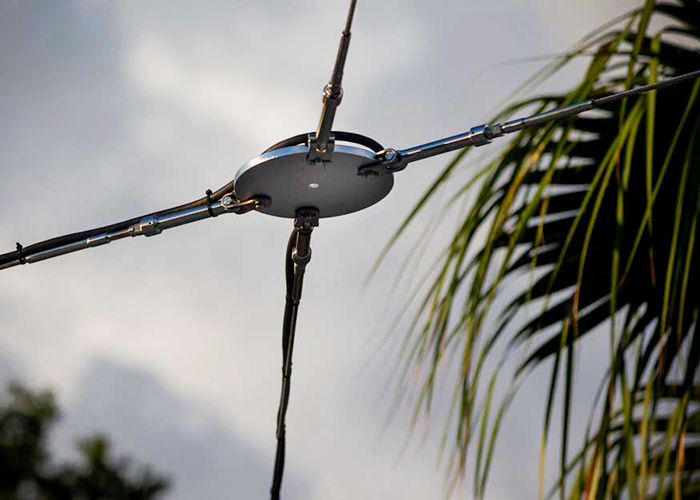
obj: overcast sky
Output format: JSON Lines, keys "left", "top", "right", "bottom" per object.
{"left": 0, "top": 1, "right": 637, "bottom": 499}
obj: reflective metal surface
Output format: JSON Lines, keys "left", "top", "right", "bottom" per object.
{"left": 399, "top": 124, "right": 492, "bottom": 164}
{"left": 0, "top": 197, "right": 267, "bottom": 271}
{"left": 234, "top": 144, "right": 393, "bottom": 218}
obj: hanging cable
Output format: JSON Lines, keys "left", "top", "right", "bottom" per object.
{"left": 270, "top": 208, "right": 318, "bottom": 500}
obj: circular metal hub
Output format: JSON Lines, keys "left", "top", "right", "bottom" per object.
{"left": 234, "top": 144, "right": 393, "bottom": 218}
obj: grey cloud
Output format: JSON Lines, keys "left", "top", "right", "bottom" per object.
{"left": 55, "top": 356, "right": 309, "bottom": 500}
{"left": 0, "top": 0, "right": 145, "bottom": 239}
{"left": 0, "top": 342, "right": 22, "bottom": 386}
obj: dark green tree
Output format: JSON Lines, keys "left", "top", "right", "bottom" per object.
{"left": 384, "top": 0, "right": 700, "bottom": 498}
{"left": 0, "top": 383, "right": 169, "bottom": 500}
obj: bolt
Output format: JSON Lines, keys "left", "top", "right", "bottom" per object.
{"left": 383, "top": 150, "right": 396, "bottom": 162}
{"left": 221, "top": 196, "right": 234, "bottom": 207}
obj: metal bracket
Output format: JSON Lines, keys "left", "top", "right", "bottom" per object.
{"left": 293, "top": 207, "right": 320, "bottom": 232}
{"left": 357, "top": 148, "right": 404, "bottom": 177}
{"left": 221, "top": 195, "right": 271, "bottom": 214}
{"left": 306, "top": 132, "right": 335, "bottom": 164}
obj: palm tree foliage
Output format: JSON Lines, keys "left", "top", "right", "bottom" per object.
{"left": 382, "top": 1, "right": 700, "bottom": 498}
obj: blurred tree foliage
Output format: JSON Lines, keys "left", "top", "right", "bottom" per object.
{"left": 0, "top": 383, "right": 168, "bottom": 500}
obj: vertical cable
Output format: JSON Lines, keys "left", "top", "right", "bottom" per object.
{"left": 270, "top": 230, "right": 298, "bottom": 500}
{"left": 270, "top": 216, "right": 315, "bottom": 500}
{"left": 314, "top": 0, "right": 359, "bottom": 153}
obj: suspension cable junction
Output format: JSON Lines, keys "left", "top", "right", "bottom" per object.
{"left": 359, "top": 68, "right": 700, "bottom": 177}
{"left": 270, "top": 207, "right": 319, "bottom": 500}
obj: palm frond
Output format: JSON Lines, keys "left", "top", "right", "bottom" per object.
{"left": 381, "top": 1, "right": 700, "bottom": 497}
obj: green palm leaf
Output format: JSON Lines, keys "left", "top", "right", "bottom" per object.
{"left": 381, "top": 1, "right": 700, "bottom": 498}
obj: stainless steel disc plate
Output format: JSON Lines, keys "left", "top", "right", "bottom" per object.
{"left": 234, "top": 145, "right": 394, "bottom": 218}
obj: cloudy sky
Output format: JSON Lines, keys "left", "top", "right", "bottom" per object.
{"left": 0, "top": 0, "right": 637, "bottom": 499}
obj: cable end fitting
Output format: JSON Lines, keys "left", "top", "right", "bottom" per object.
{"left": 292, "top": 247, "right": 312, "bottom": 268}
{"left": 357, "top": 148, "right": 404, "bottom": 177}
{"left": 221, "top": 195, "right": 271, "bottom": 214}
{"left": 323, "top": 83, "right": 343, "bottom": 104}
{"left": 293, "top": 207, "right": 320, "bottom": 232}
{"left": 307, "top": 132, "right": 335, "bottom": 164}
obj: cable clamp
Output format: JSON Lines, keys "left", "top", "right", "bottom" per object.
{"left": 306, "top": 132, "right": 335, "bottom": 164}
{"left": 205, "top": 189, "right": 217, "bottom": 218}
{"left": 15, "top": 242, "right": 26, "bottom": 265}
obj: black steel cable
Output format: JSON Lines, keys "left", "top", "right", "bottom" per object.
{"left": 330, "top": 0, "right": 356, "bottom": 89}
{"left": 593, "top": 68, "right": 700, "bottom": 107}
{"left": 314, "top": 0, "right": 359, "bottom": 153}
{"left": 270, "top": 229, "right": 300, "bottom": 500}
{"left": 344, "top": 0, "right": 357, "bottom": 36}
{"left": 270, "top": 217, "right": 315, "bottom": 500}
{"left": 0, "top": 181, "right": 234, "bottom": 267}
{"left": 498, "top": 69, "right": 700, "bottom": 135}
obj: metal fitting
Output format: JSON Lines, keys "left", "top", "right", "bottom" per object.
{"left": 307, "top": 132, "right": 335, "bottom": 163}
{"left": 323, "top": 83, "right": 343, "bottom": 104}
{"left": 293, "top": 208, "right": 320, "bottom": 232}
{"left": 86, "top": 233, "right": 110, "bottom": 247}
{"left": 139, "top": 216, "right": 162, "bottom": 237}
{"left": 484, "top": 124, "right": 503, "bottom": 140}
{"left": 221, "top": 195, "right": 271, "bottom": 214}
{"left": 357, "top": 148, "right": 404, "bottom": 177}
{"left": 468, "top": 125, "right": 492, "bottom": 147}
{"left": 292, "top": 248, "right": 312, "bottom": 268}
